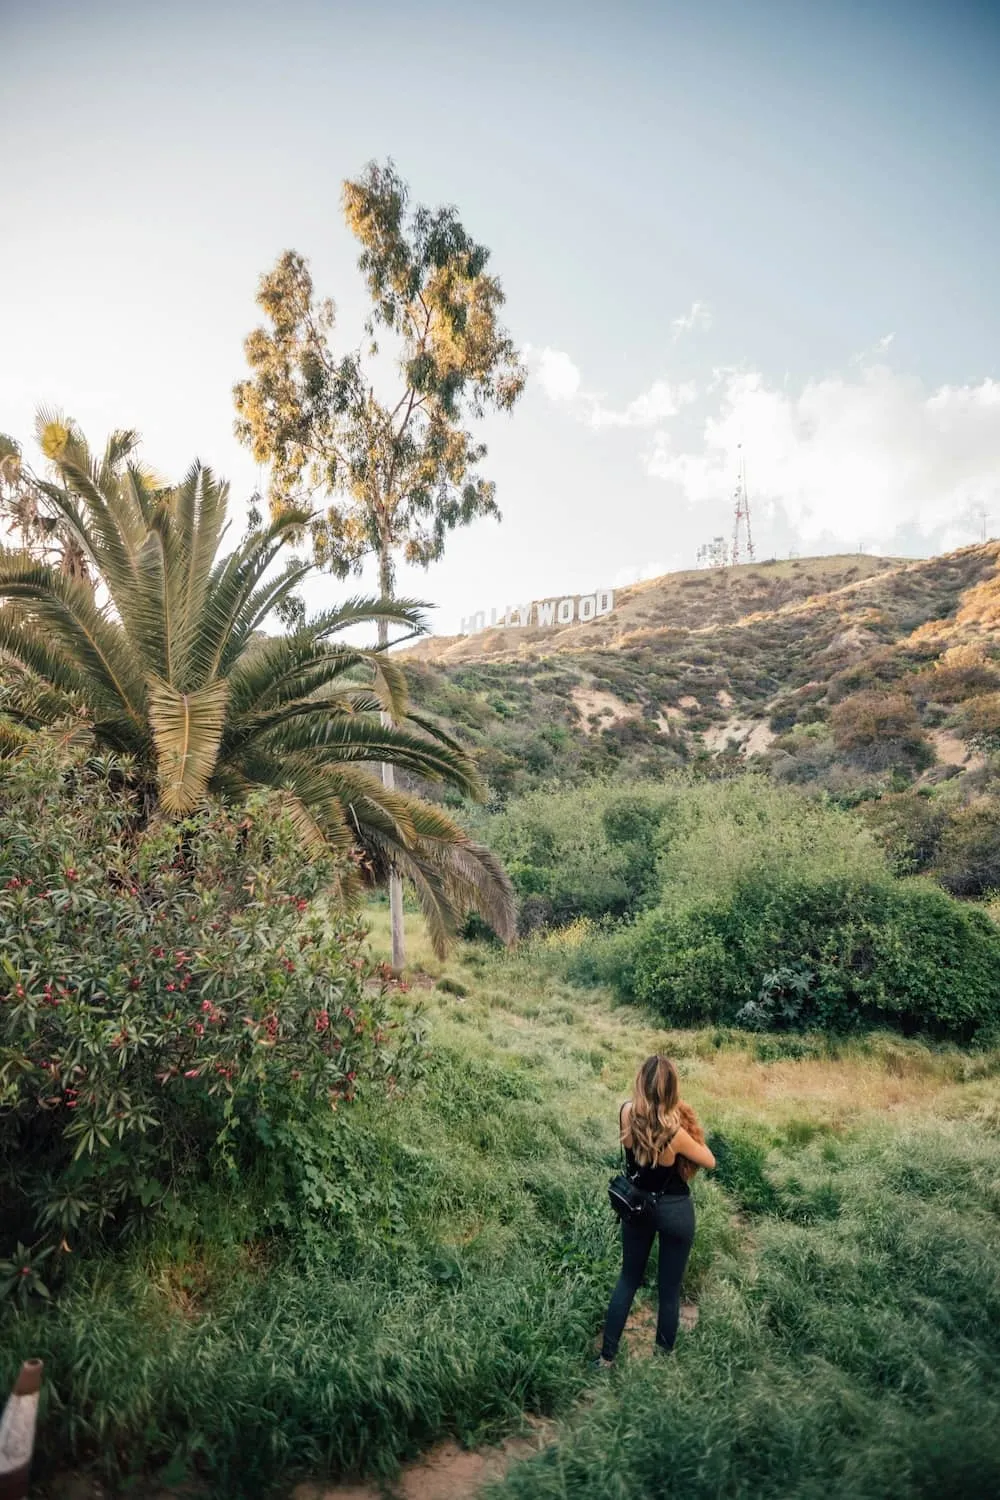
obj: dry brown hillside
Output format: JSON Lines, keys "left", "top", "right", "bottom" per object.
{"left": 403, "top": 544, "right": 1000, "bottom": 817}
{"left": 403, "top": 554, "right": 905, "bottom": 664}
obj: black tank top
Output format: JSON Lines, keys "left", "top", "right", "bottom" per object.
{"left": 621, "top": 1104, "right": 690, "bottom": 1197}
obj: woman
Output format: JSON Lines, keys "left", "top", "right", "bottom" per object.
{"left": 596, "top": 1054, "right": 715, "bottom": 1366}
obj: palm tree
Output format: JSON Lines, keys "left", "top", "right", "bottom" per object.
{"left": 0, "top": 417, "right": 514, "bottom": 953}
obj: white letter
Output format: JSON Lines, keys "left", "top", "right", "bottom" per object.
{"left": 472, "top": 611, "right": 486, "bottom": 634}
{"left": 460, "top": 616, "right": 472, "bottom": 635}
{"left": 557, "top": 597, "right": 575, "bottom": 625}
{"left": 516, "top": 601, "right": 533, "bottom": 627}
{"left": 596, "top": 589, "right": 614, "bottom": 616}
{"left": 536, "top": 600, "right": 556, "bottom": 627}
{"left": 578, "top": 594, "right": 596, "bottom": 622}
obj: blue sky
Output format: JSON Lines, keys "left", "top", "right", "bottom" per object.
{"left": 2, "top": 0, "right": 999, "bottom": 633}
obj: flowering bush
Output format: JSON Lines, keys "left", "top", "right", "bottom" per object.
{"left": 0, "top": 738, "right": 420, "bottom": 1266}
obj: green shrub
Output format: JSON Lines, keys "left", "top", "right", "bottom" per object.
{"left": 859, "top": 788, "right": 948, "bottom": 874}
{"left": 0, "top": 740, "right": 417, "bottom": 1265}
{"left": 655, "top": 776, "right": 886, "bottom": 900}
{"left": 934, "top": 797, "right": 1000, "bottom": 898}
{"left": 624, "top": 874, "right": 1000, "bottom": 1039}
{"left": 486, "top": 783, "right": 675, "bottom": 928}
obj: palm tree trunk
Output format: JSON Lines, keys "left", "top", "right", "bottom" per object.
{"left": 378, "top": 544, "right": 406, "bottom": 975}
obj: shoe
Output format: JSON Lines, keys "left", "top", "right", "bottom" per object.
{"left": 591, "top": 1355, "right": 615, "bottom": 1371}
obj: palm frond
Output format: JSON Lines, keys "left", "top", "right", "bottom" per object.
{"left": 0, "top": 552, "right": 147, "bottom": 726}
{"left": 147, "top": 675, "right": 229, "bottom": 813}
{"left": 187, "top": 507, "right": 312, "bottom": 681}
{"left": 259, "top": 714, "right": 481, "bottom": 794}
{"left": 0, "top": 607, "right": 89, "bottom": 699}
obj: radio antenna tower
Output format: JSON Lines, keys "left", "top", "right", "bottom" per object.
{"left": 731, "top": 444, "right": 755, "bottom": 566}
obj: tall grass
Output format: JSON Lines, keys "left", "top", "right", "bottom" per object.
{"left": 492, "top": 1118, "right": 1000, "bottom": 1500}
{"left": 3, "top": 917, "right": 998, "bottom": 1495}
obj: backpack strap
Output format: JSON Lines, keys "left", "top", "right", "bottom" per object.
{"left": 619, "top": 1101, "right": 632, "bottom": 1175}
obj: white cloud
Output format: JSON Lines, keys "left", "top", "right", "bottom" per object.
{"left": 648, "top": 363, "right": 1000, "bottom": 549}
{"left": 671, "top": 300, "right": 713, "bottom": 337}
{"left": 528, "top": 346, "right": 697, "bottom": 430}
{"left": 589, "top": 379, "right": 699, "bottom": 429}
{"left": 533, "top": 347, "right": 582, "bottom": 402}
{"left": 851, "top": 331, "right": 896, "bottom": 366}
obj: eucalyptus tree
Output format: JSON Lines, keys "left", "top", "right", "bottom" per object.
{"left": 233, "top": 158, "right": 525, "bottom": 968}
{"left": 0, "top": 418, "right": 514, "bottom": 952}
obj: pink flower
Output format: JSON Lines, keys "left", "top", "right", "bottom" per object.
{"left": 184, "top": 1068, "right": 199, "bottom": 1078}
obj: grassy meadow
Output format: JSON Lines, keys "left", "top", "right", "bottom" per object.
{"left": 4, "top": 904, "right": 999, "bottom": 1497}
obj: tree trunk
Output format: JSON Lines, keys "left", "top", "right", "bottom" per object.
{"left": 378, "top": 545, "right": 406, "bottom": 975}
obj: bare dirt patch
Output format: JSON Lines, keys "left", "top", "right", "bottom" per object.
{"left": 929, "top": 728, "right": 984, "bottom": 771}
{"left": 702, "top": 718, "right": 775, "bottom": 756}
{"left": 293, "top": 1419, "right": 555, "bottom": 1500}
{"left": 570, "top": 686, "right": 635, "bottom": 732}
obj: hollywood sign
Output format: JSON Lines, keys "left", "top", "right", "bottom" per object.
{"left": 460, "top": 589, "right": 615, "bottom": 636}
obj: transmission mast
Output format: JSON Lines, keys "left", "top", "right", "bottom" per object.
{"left": 731, "top": 444, "right": 755, "bottom": 566}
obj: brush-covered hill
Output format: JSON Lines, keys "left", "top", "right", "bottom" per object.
{"left": 404, "top": 544, "right": 1000, "bottom": 894}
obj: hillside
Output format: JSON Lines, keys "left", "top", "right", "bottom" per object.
{"left": 404, "top": 544, "right": 1000, "bottom": 891}
{"left": 406, "top": 553, "right": 905, "bottom": 665}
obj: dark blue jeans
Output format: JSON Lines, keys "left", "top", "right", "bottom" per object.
{"left": 601, "top": 1193, "right": 695, "bottom": 1359}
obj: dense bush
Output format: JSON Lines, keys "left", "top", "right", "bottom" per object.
{"left": 653, "top": 776, "right": 886, "bottom": 897}
{"left": 0, "top": 740, "right": 417, "bottom": 1268}
{"left": 624, "top": 874, "right": 1000, "bottom": 1039}
{"left": 485, "top": 782, "right": 674, "bottom": 929}
{"left": 558, "top": 779, "right": 1000, "bottom": 1040}
{"left": 957, "top": 691, "right": 1000, "bottom": 753}
{"left": 934, "top": 798, "right": 1000, "bottom": 898}
{"left": 830, "top": 690, "right": 932, "bottom": 772}
{"left": 860, "top": 788, "right": 949, "bottom": 874}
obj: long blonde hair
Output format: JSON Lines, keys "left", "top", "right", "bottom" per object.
{"left": 624, "top": 1055, "right": 681, "bottom": 1166}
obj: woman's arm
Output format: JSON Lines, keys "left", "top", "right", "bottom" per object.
{"left": 620, "top": 1100, "right": 633, "bottom": 1147}
{"left": 671, "top": 1126, "right": 715, "bottom": 1170}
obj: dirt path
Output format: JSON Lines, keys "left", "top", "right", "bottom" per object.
{"left": 295, "top": 1301, "right": 699, "bottom": 1500}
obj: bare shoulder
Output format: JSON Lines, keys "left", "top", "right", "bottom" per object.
{"left": 620, "top": 1099, "right": 633, "bottom": 1141}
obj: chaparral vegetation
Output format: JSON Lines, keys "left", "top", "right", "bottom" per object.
{"left": 1, "top": 167, "right": 999, "bottom": 1500}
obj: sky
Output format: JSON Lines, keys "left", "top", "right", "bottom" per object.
{"left": 2, "top": 0, "right": 999, "bottom": 635}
